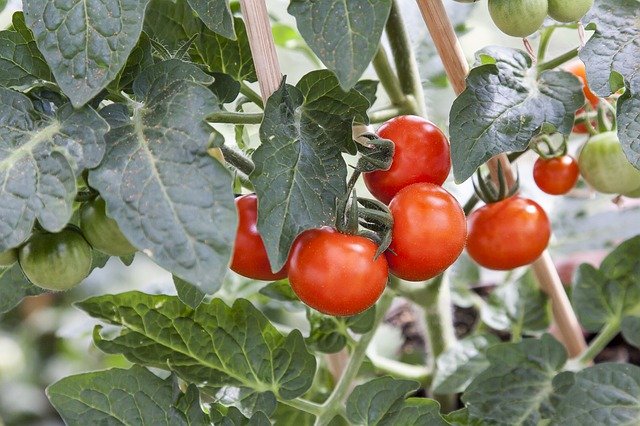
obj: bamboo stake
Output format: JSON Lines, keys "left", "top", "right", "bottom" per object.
{"left": 415, "top": 0, "right": 587, "bottom": 357}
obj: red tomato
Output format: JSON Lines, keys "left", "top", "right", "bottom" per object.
{"left": 386, "top": 183, "right": 467, "bottom": 281}
{"left": 288, "top": 228, "right": 388, "bottom": 316}
{"left": 565, "top": 60, "right": 599, "bottom": 107}
{"left": 364, "top": 115, "right": 451, "bottom": 204}
{"left": 466, "top": 197, "right": 551, "bottom": 270}
{"left": 230, "top": 194, "right": 287, "bottom": 281}
{"left": 533, "top": 155, "right": 580, "bottom": 195}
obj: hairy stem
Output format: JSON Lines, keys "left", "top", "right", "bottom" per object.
{"left": 369, "top": 106, "right": 406, "bottom": 123}
{"left": 207, "top": 111, "right": 263, "bottom": 124}
{"left": 239, "top": 81, "right": 265, "bottom": 109}
{"left": 537, "top": 48, "right": 579, "bottom": 73}
{"left": 577, "top": 320, "right": 621, "bottom": 366}
{"left": 220, "top": 144, "right": 255, "bottom": 176}
{"left": 372, "top": 46, "right": 407, "bottom": 108}
{"left": 537, "top": 27, "right": 555, "bottom": 61}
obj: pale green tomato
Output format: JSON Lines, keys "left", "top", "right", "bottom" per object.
{"left": 0, "top": 249, "right": 18, "bottom": 267}
{"left": 488, "top": 0, "right": 548, "bottom": 38}
{"left": 548, "top": 0, "right": 593, "bottom": 23}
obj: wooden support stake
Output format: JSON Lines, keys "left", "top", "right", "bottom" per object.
{"left": 415, "top": 0, "right": 587, "bottom": 357}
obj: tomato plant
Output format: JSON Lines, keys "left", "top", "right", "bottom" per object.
{"left": 80, "top": 197, "right": 137, "bottom": 257}
{"left": 467, "top": 196, "right": 551, "bottom": 270}
{"left": 533, "top": 155, "right": 580, "bottom": 195}
{"left": 288, "top": 227, "right": 388, "bottom": 316}
{"left": 548, "top": 0, "right": 594, "bottom": 22}
{"left": 488, "top": 0, "right": 548, "bottom": 37}
{"left": 363, "top": 115, "right": 451, "bottom": 204}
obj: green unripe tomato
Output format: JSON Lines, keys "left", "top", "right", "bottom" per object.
{"left": 548, "top": 0, "right": 593, "bottom": 23}
{"left": 578, "top": 131, "right": 640, "bottom": 195}
{"left": 0, "top": 249, "right": 18, "bottom": 267}
{"left": 80, "top": 197, "right": 136, "bottom": 257}
{"left": 488, "top": 0, "right": 548, "bottom": 38}
{"left": 19, "top": 229, "right": 92, "bottom": 291}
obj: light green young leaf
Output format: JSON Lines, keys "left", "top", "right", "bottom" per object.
{"left": 23, "top": 0, "right": 149, "bottom": 107}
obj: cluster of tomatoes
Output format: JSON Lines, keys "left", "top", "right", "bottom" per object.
{"left": 486, "top": 0, "right": 594, "bottom": 38}
{"left": 0, "top": 197, "right": 136, "bottom": 291}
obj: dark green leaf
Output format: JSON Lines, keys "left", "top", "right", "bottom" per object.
{"left": 251, "top": 71, "right": 369, "bottom": 269}
{"left": 0, "top": 89, "right": 108, "bottom": 250}
{"left": 272, "top": 402, "right": 315, "bottom": 426}
{"left": 0, "top": 12, "right": 52, "bottom": 89}
{"left": 345, "top": 377, "right": 419, "bottom": 425}
{"left": 354, "top": 80, "right": 379, "bottom": 108}
{"left": 210, "top": 72, "right": 241, "bottom": 106}
{"left": 306, "top": 313, "right": 348, "bottom": 354}
{"left": 0, "top": 264, "right": 45, "bottom": 314}
{"left": 196, "top": 18, "right": 256, "bottom": 82}
{"left": 622, "top": 316, "right": 640, "bottom": 349}
{"left": 449, "top": 46, "right": 585, "bottom": 182}
{"left": 445, "top": 408, "right": 484, "bottom": 426}
{"left": 108, "top": 32, "right": 154, "bottom": 93}
{"left": 346, "top": 306, "right": 376, "bottom": 334}
{"left": 210, "top": 405, "right": 270, "bottom": 426}
{"left": 288, "top": 0, "right": 392, "bottom": 90}
{"left": 380, "top": 398, "right": 448, "bottom": 426}
{"left": 187, "top": 0, "right": 234, "bottom": 39}
{"left": 462, "top": 334, "right": 567, "bottom": 425}
{"left": 207, "top": 385, "right": 276, "bottom": 418}
{"left": 88, "top": 60, "right": 237, "bottom": 293}
{"left": 174, "top": 384, "right": 211, "bottom": 425}
{"left": 259, "top": 280, "right": 300, "bottom": 302}
{"left": 144, "top": 0, "right": 201, "bottom": 51}
{"left": 47, "top": 365, "right": 209, "bottom": 425}
{"left": 553, "top": 363, "right": 640, "bottom": 425}
{"left": 432, "top": 334, "right": 500, "bottom": 395}
{"left": 23, "top": 0, "right": 149, "bottom": 107}
{"left": 174, "top": 275, "right": 206, "bottom": 309}
{"left": 77, "top": 292, "right": 317, "bottom": 403}
{"left": 580, "top": 0, "right": 639, "bottom": 170}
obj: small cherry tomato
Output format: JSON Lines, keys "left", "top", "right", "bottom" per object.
{"left": 488, "top": 0, "right": 548, "bottom": 38}
{"left": 288, "top": 228, "right": 388, "bottom": 316}
{"left": 80, "top": 197, "right": 137, "bottom": 257}
{"left": 467, "top": 197, "right": 550, "bottom": 270}
{"left": 230, "top": 194, "right": 287, "bottom": 281}
{"left": 386, "top": 183, "right": 467, "bottom": 281}
{"left": 533, "top": 155, "right": 580, "bottom": 195}
{"left": 364, "top": 115, "right": 451, "bottom": 204}
{"left": 548, "top": 0, "right": 593, "bottom": 23}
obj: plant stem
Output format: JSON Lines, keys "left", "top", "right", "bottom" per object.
{"left": 577, "top": 320, "right": 621, "bottom": 366}
{"left": 536, "top": 48, "right": 579, "bottom": 73}
{"left": 372, "top": 45, "right": 407, "bottom": 108}
{"left": 369, "top": 106, "right": 405, "bottom": 123}
{"left": 537, "top": 27, "right": 555, "bottom": 62}
{"left": 281, "top": 397, "right": 324, "bottom": 416}
{"left": 314, "top": 291, "right": 394, "bottom": 425}
{"left": 208, "top": 111, "right": 263, "bottom": 124}
{"left": 220, "top": 144, "right": 255, "bottom": 176}
{"left": 385, "top": 0, "right": 426, "bottom": 117}
{"left": 367, "top": 350, "right": 431, "bottom": 384}
{"left": 239, "top": 81, "right": 265, "bottom": 109}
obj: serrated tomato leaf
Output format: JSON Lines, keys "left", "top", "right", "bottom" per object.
{"left": 23, "top": 0, "right": 149, "bottom": 107}
{"left": 186, "top": 0, "right": 235, "bottom": 40}
{"left": 0, "top": 89, "right": 108, "bottom": 250}
{"left": 251, "top": 70, "right": 369, "bottom": 270}
{"left": 346, "top": 377, "right": 419, "bottom": 425}
{"left": 0, "top": 264, "right": 45, "bottom": 314}
{"left": 173, "top": 275, "right": 206, "bottom": 309}
{"left": 210, "top": 406, "right": 271, "bottom": 426}
{"left": 449, "top": 46, "right": 585, "bottom": 183}
{"left": 89, "top": 60, "right": 237, "bottom": 294}
{"left": 0, "top": 12, "right": 52, "bottom": 89}
{"left": 144, "top": 0, "right": 201, "bottom": 50}
{"left": 462, "top": 334, "right": 567, "bottom": 425}
{"left": 580, "top": 0, "right": 640, "bottom": 171}
{"left": 288, "top": 0, "right": 392, "bottom": 90}
{"left": 76, "top": 292, "right": 317, "bottom": 405}
{"left": 47, "top": 365, "right": 209, "bottom": 425}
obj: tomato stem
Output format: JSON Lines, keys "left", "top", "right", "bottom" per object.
{"left": 239, "top": 82, "right": 265, "bottom": 109}
{"left": 207, "top": 111, "right": 263, "bottom": 124}
{"left": 537, "top": 27, "right": 555, "bottom": 62}
{"left": 220, "top": 144, "right": 256, "bottom": 176}
{"left": 372, "top": 45, "right": 408, "bottom": 109}
{"left": 576, "top": 319, "right": 621, "bottom": 366}
{"left": 536, "top": 47, "right": 579, "bottom": 73}
{"left": 369, "top": 106, "right": 406, "bottom": 123}
{"left": 280, "top": 397, "right": 324, "bottom": 416}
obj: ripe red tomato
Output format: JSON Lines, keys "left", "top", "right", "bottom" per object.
{"left": 288, "top": 228, "right": 388, "bottom": 316}
{"left": 230, "top": 194, "right": 287, "bottom": 281}
{"left": 386, "top": 183, "right": 466, "bottom": 281}
{"left": 565, "top": 60, "right": 599, "bottom": 107}
{"left": 364, "top": 115, "right": 451, "bottom": 204}
{"left": 533, "top": 155, "right": 580, "bottom": 195}
{"left": 466, "top": 197, "right": 551, "bottom": 270}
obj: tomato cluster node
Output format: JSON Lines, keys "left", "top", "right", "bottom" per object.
{"left": 473, "top": 161, "right": 519, "bottom": 204}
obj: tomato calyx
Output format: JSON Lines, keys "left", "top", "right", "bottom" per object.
{"left": 530, "top": 134, "right": 568, "bottom": 160}
{"left": 354, "top": 133, "right": 395, "bottom": 173}
{"left": 472, "top": 161, "right": 519, "bottom": 204}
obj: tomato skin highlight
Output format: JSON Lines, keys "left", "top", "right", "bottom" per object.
{"left": 533, "top": 156, "right": 580, "bottom": 195}
{"left": 230, "top": 194, "right": 288, "bottom": 281}
{"left": 386, "top": 183, "right": 467, "bottom": 282}
{"left": 288, "top": 228, "right": 388, "bottom": 316}
{"left": 467, "top": 197, "right": 550, "bottom": 270}
{"left": 80, "top": 197, "right": 137, "bottom": 257}
{"left": 18, "top": 229, "right": 93, "bottom": 291}
{"left": 364, "top": 115, "right": 451, "bottom": 204}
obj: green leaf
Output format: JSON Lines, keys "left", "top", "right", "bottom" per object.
{"left": 449, "top": 253, "right": 481, "bottom": 308}
{"left": 259, "top": 280, "right": 300, "bottom": 303}
{"left": 23, "top": 0, "right": 149, "bottom": 107}
{"left": 0, "top": 88, "right": 108, "bottom": 250}
{"left": 306, "top": 307, "right": 375, "bottom": 353}
{"left": 76, "top": 292, "right": 317, "bottom": 404}
{"left": 0, "top": 264, "right": 45, "bottom": 314}
{"left": 572, "top": 236, "right": 640, "bottom": 332}
{"left": 449, "top": 46, "right": 585, "bottom": 182}
{"left": 622, "top": 316, "right": 640, "bottom": 349}
{"left": 207, "top": 386, "right": 277, "bottom": 418}
{"left": 107, "top": 32, "right": 154, "bottom": 93}
{"left": 272, "top": 402, "right": 315, "bottom": 426}
{"left": 345, "top": 377, "right": 419, "bottom": 425}
{"left": 380, "top": 398, "right": 448, "bottom": 426}
{"left": 47, "top": 365, "right": 209, "bottom": 425}
{"left": 354, "top": 80, "right": 379, "bottom": 108}
{"left": 144, "top": 0, "right": 201, "bottom": 50}
{"left": 186, "top": 0, "right": 234, "bottom": 39}
{"left": 210, "top": 405, "right": 271, "bottom": 426}
{"left": 251, "top": 70, "right": 369, "bottom": 270}
{"left": 288, "top": 0, "right": 392, "bottom": 90}
{"left": 88, "top": 60, "right": 237, "bottom": 293}
{"left": 553, "top": 363, "right": 640, "bottom": 425}
{"left": 445, "top": 408, "right": 484, "bottom": 426}
{"left": 462, "top": 334, "right": 567, "bottom": 425}
{"left": 174, "top": 275, "right": 206, "bottom": 309}
{"left": 580, "top": 0, "right": 640, "bottom": 169}
{"left": 432, "top": 334, "right": 500, "bottom": 395}
{"left": 0, "top": 12, "right": 52, "bottom": 89}
{"left": 210, "top": 72, "right": 241, "bottom": 106}
{"left": 196, "top": 18, "right": 256, "bottom": 82}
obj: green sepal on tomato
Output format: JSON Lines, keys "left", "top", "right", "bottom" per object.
{"left": 18, "top": 227, "right": 93, "bottom": 291}
{"left": 488, "top": 0, "right": 548, "bottom": 38}
{"left": 363, "top": 115, "right": 451, "bottom": 204}
{"left": 230, "top": 194, "right": 288, "bottom": 281}
{"left": 80, "top": 197, "right": 137, "bottom": 257}
{"left": 287, "top": 227, "right": 388, "bottom": 316}
{"left": 386, "top": 183, "right": 467, "bottom": 282}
